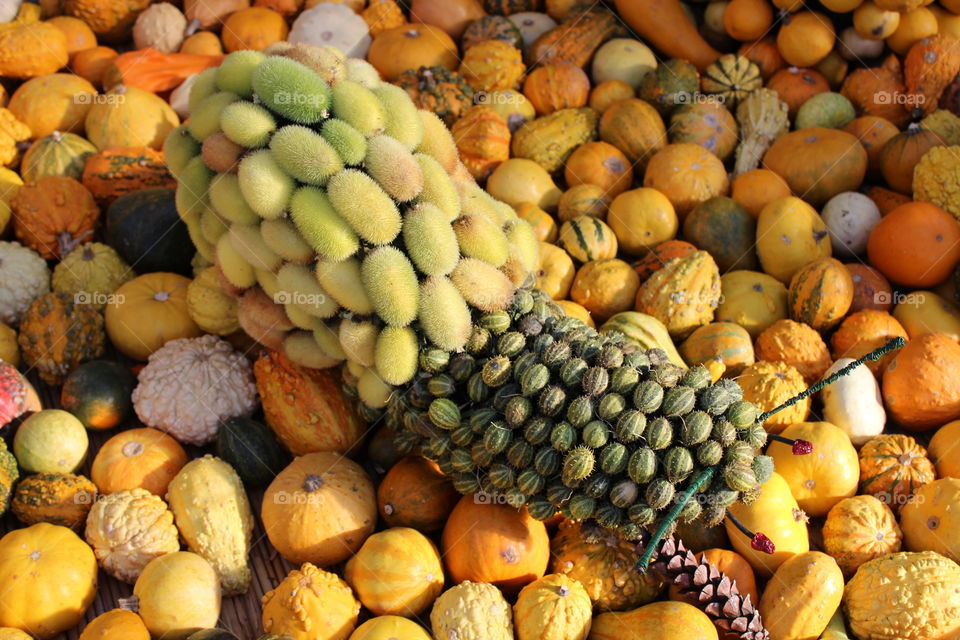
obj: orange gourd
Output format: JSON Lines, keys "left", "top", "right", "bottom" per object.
{"left": 928, "top": 420, "right": 960, "bottom": 478}
{"left": 843, "top": 116, "right": 900, "bottom": 175}
{"left": 179, "top": 32, "right": 223, "bottom": 56}
{"left": 47, "top": 16, "right": 97, "bottom": 55}
{"left": 738, "top": 37, "right": 785, "bottom": 80}
{"left": 822, "top": 495, "right": 902, "bottom": 578}
{"left": 766, "top": 67, "right": 830, "bottom": 119}
{"left": 613, "top": 0, "right": 720, "bottom": 70}
{"left": 763, "top": 127, "right": 867, "bottom": 206}
{"left": 831, "top": 309, "right": 907, "bottom": 376}
{"left": 878, "top": 124, "right": 946, "bottom": 194}
{"left": 588, "top": 80, "right": 635, "bottom": 113}
{"left": 723, "top": 0, "right": 774, "bottom": 41}
{"left": 90, "top": 427, "right": 188, "bottom": 496}
{"left": 367, "top": 24, "right": 459, "bottom": 81}
{"left": 599, "top": 98, "right": 667, "bottom": 171}
{"left": 865, "top": 185, "right": 911, "bottom": 216}
{"left": 441, "top": 496, "right": 550, "bottom": 595}
{"left": 900, "top": 478, "right": 960, "bottom": 562}
{"left": 110, "top": 49, "right": 223, "bottom": 93}
{"left": 11, "top": 176, "right": 99, "bottom": 260}
{"left": 632, "top": 240, "right": 697, "bottom": 281}
{"left": 70, "top": 46, "right": 119, "bottom": 88}
{"left": 450, "top": 105, "right": 511, "bottom": 180}
{"left": 730, "top": 168, "right": 791, "bottom": 218}
{"left": 755, "top": 318, "right": 833, "bottom": 384}
{"left": 844, "top": 263, "right": 894, "bottom": 313}
{"left": 376, "top": 456, "right": 460, "bottom": 533}
{"left": 564, "top": 141, "right": 633, "bottom": 198}
{"left": 643, "top": 143, "right": 729, "bottom": 219}
{"left": 883, "top": 332, "right": 960, "bottom": 430}
{"left": 410, "top": 0, "right": 485, "bottom": 39}
{"left": 221, "top": 7, "right": 288, "bottom": 52}
{"left": 886, "top": 6, "right": 938, "bottom": 55}
{"left": 788, "top": 257, "right": 854, "bottom": 331}
{"left": 777, "top": 12, "right": 836, "bottom": 67}
{"left": 867, "top": 202, "right": 960, "bottom": 288}
{"left": 859, "top": 434, "right": 936, "bottom": 513}
{"left": 522, "top": 61, "right": 590, "bottom": 116}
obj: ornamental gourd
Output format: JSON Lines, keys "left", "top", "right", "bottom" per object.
{"left": 11, "top": 473, "right": 97, "bottom": 529}
{"left": 642, "top": 144, "right": 729, "bottom": 218}
{"left": 598, "top": 98, "right": 666, "bottom": 170}
{"left": 820, "top": 357, "right": 886, "bottom": 445}
{"left": 215, "top": 417, "right": 290, "bottom": 489}
{"left": 736, "top": 361, "right": 810, "bottom": 434}
{"left": 511, "top": 107, "right": 598, "bottom": 173}
{"left": 589, "top": 601, "right": 719, "bottom": 640}
{"left": 638, "top": 58, "right": 699, "bottom": 116}
{"left": 0, "top": 359, "right": 41, "bottom": 428}
{"left": 451, "top": 105, "right": 511, "bottom": 180}
{"left": 262, "top": 563, "right": 360, "bottom": 640}
{"left": 0, "top": 523, "right": 98, "bottom": 640}
{"left": 513, "top": 574, "right": 592, "bottom": 640}
{"left": 725, "top": 472, "right": 810, "bottom": 577}
{"left": 757, "top": 552, "right": 844, "bottom": 640}
{"left": 527, "top": 9, "right": 621, "bottom": 68}
{"left": 755, "top": 196, "right": 832, "bottom": 284}
{"left": 85, "top": 85, "right": 180, "bottom": 150}
{"left": 682, "top": 196, "right": 757, "bottom": 272}
{"left": 928, "top": 420, "right": 960, "bottom": 479}
{"left": 700, "top": 54, "right": 761, "bottom": 107}
{"left": 376, "top": 456, "right": 460, "bottom": 532}
{"left": 668, "top": 102, "right": 739, "bottom": 161}
{"left": 550, "top": 520, "right": 663, "bottom": 611}
{"left": 523, "top": 61, "right": 591, "bottom": 116}
{"left": 714, "top": 270, "right": 788, "bottom": 338}
{"left": 84, "top": 488, "right": 181, "bottom": 583}
{"left": 11, "top": 177, "right": 100, "bottom": 260}
{"left": 599, "top": 311, "right": 687, "bottom": 368}
{"left": 878, "top": 124, "right": 946, "bottom": 194}
{"left": 767, "top": 421, "right": 859, "bottom": 517}
{"left": 613, "top": 0, "right": 720, "bottom": 70}
{"left": 165, "top": 456, "right": 254, "bottom": 595}
{"left": 19, "top": 131, "right": 97, "bottom": 184}
{"left": 605, "top": 188, "right": 677, "bottom": 256}
{"left": 0, "top": 23, "right": 69, "bottom": 78}
{"left": 396, "top": 67, "right": 474, "bottom": 127}
{"left": 634, "top": 250, "right": 722, "bottom": 340}
{"left": 344, "top": 527, "right": 444, "bottom": 616}
{"left": 91, "top": 428, "right": 188, "bottom": 496}
{"left": 763, "top": 128, "right": 867, "bottom": 206}
{"left": 822, "top": 495, "right": 902, "bottom": 577}
{"left": 105, "top": 272, "right": 200, "bottom": 361}
{"left": 430, "top": 581, "right": 514, "bottom": 640}
{"left": 564, "top": 141, "right": 633, "bottom": 198}
{"left": 894, "top": 290, "right": 960, "bottom": 342}
{"left": 755, "top": 318, "right": 833, "bottom": 384}
{"left": 858, "top": 434, "right": 935, "bottom": 514}
{"left": 81, "top": 146, "right": 176, "bottom": 207}
{"left": 262, "top": 452, "right": 377, "bottom": 566}
{"left": 131, "top": 552, "right": 221, "bottom": 639}
{"left": 17, "top": 293, "right": 105, "bottom": 385}
{"left": 253, "top": 349, "right": 366, "bottom": 455}
{"left": 557, "top": 216, "right": 618, "bottom": 263}
{"left": 882, "top": 333, "right": 960, "bottom": 430}
{"left": 79, "top": 610, "right": 150, "bottom": 640}
{"left": 787, "top": 257, "right": 854, "bottom": 331}
{"left": 844, "top": 552, "right": 960, "bottom": 640}
{"left": 349, "top": 617, "right": 431, "bottom": 640}
{"left": 442, "top": 497, "right": 550, "bottom": 595}
{"left": 52, "top": 243, "right": 133, "bottom": 313}
{"left": 900, "top": 478, "right": 960, "bottom": 562}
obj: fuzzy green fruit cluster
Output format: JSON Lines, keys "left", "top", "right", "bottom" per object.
{"left": 383, "top": 289, "right": 774, "bottom": 540}
{"left": 165, "top": 44, "right": 538, "bottom": 401}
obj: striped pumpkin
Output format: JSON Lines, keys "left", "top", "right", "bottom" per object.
{"left": 679, "top": 321, "right": 755, "bottom": 375}
{"left": 516, "top": 202, "right": 558, "bottom": 243}
{"left": 859, "top": 434, "right": 935, "bottom": 515}
{"left": 557, "top": 215, "right": 617, "bottom": 262}
{"left": 20, "top": 131, "right": 97, "bottom": 184}
{"left": 701, "top": 54, "right": 762, "bottom": 108}
{"left": 788, "top": 257, "right": 854, "bottom": 331}
{"left": 81, "top": 146, "right": 176, "bottom": 207}
{"left": 450, "top": 105, "right": 511, "bottom": 180}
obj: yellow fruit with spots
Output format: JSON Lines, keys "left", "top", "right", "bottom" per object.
{"left": 570, "top": 258, "right": 640, "bottom": 324}
{"left": 536, "top": 243, "right": 576, "bottom": 300}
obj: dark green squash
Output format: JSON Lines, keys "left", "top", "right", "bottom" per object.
{"left": 366, "top": 424, "right": 406, "bottom": 473}
{"left": 638, "top": 58, "right": 700, "bottom": 116}
{"left": 215, "top": 416, "right": 291, "bottom": 488}
{"left": 682, "top": 196, "right": 758, "bottom": 272}
{"left": 187, "top": 630, "right": 241, "bottom": 640}
{"left": 60, "top": 360, "right": 137, "bottom": 430}
{"left": 462, "top": 16, "right": 524, "bottom": 50}
{"left": 104, "top": 188, "right": 194, "bottom": 275}
{"left": 483, "top": 0, "right": 542, "bottom": 15}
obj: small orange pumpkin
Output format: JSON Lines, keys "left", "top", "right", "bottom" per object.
{"left": 598, "top": 98, "right": 667, "bottom": 170}
{"left": 450, "top": 105, "right": 511, "bottom": 180}
{"left": 928, "top": 420, "right": 960, "bottom": 479}
{"left": 11, "top": 176, "right": 99, "bottom": 259}
{"left": 777, "top": 11, "right": 836, "bottom": 67}
{"left": 859, "top": 433, "right": 936, "bottom": 514}
{"left": 46, "top": 16, "right": 98, "bottom": 55}
{"left": 766, "top": 66, "right": 830, "bottom": 119}
{"left": 723, "top": 0, "right": 774, "bottom": 41}
{"left": 441, "top": 496, "right": 550, "bottom": 595}
{"left": 878, "top": 123, "right": 946, "bottom": 194}
{"left": 843, "top": 116, "right": 900, "bottom": 175}
{"left": 90, "top": 427, "right": 188, "bottom": 496}
{"left": 367, "top": 24, "right": 459, "bottom": 81}
{"left": 904, "top": 34, "right": 960, "bottom": 117}
{"left": 563, "top": 141, "right": 633, "bottom": 198}
{"left": 867, "top": 202, "right": 960, "bottom": 288}
{"left": 886, "top": 6, "right": 938, "bottom": 55}
{"left": 865, "top": 185, "right": 912, "bottom": 216}
{"left": 70, "top": 46, "right": 119, "bottom": 88}
{"left": 679, "top": 322, "right": 755, "bottom": 374}
{"left": 755, "top": 318, "right": 833, "bottom": 384}
{"left": 844, "top": 264, "right": 894, "bottom": 314}
{"left": 632, "top": 240, "right": 697, "bottom": 281}
{"left": 642, "top": 143, "right": 729, "bottom": 219}
{"left": 730, "top": 168, "right": 791, "bottom": 218}
{"left": 839, "top": 55, "right": 910, "bottom": 128}
{"left": 899, "top": 478, "right": 960, "bottom": 562}
{"left": 738, "top": 37, "right": 785, "bottom": 81}
{"left": 221, "top": 7, "right": 288, "bottom": 52}
{"left": 882, "top": 333, "right": 960, "bottom": 430}
{"left": 458, "top": 39, "right": 525, "bottom": 92}
{"left": 764, "top": 127, "right": 867, "bottom": 206}
{"left": 588, "top": 80, "right": 636, "bottom": 113}
{"left": 376, "top": 457, "right": 460, "bottom": 533}
{"left": 822, "top": 495, "right": 902, "bottom": 578}
{"left": 522, "top": 60, "right": 590, "bottom": 116}
{"left": 831, "top": 309, "right": 907, "bottom": 376}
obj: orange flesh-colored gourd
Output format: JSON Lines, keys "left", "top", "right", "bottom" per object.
{"left": 614, "top": 0, "right": 721, "bottom": 70}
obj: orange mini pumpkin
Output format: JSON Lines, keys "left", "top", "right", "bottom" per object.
{"left": 883, "top": 332, "right": 960, "bottom": 430}
{"left": 11, "top": 176, "right": 99, "bottom": 259}
{"left": 777, "top": 11, "right": 836, "bottom": 67}
{"left": 441, "top": 496, "right": 550, "bottom": 595}
{"left": 755, "top": 318, "right": 833, "bottom": 384}
{"left": 844, "top": 264, "right": 894, "bottom": 314}
{"left": 221, "top": 7, "right": 289, "bottom": 52}
{"left": 867, "top": 202, "right": 960, "bottom": 288}
{"left": 865, "top": 185, "right": 911, "bottom": 216}
{"left": 458, "top": 39, "right": 525, "bottom": 92}
{"left": 523, "top": 60, "right": 590, "bottom": 116}
{"left": 899, "top": 478, "right": 960, "bottom": 562}
{"left": 766, "top": 66, "right": 830, "bottom": 119}
{"left": 588, "top": 80, "right": 636, "bottom": 113}
{"left": 643, "top": 143, "right": 729, "bottom": 219}
{"left": 632, "top": 240, "right": 697, "bottom": 281}
{"left": 859, "top": 433, "right": 936, "bottom": 513}
{"left": 598, "top": 98, "right": 667, "bottom": 170}
{"left": 763, "top": 127, "right": 867, "bottom": 207}
{"left": 376, "top": 456, "right": 460, "bottom": 533}
{"left": 70, "top": 46, "right": 119, "bottom": 89}
{"left": 788, "top": 257, "right": 854, "bottom": 331}
{"left": 564, "top": 141, "right": 633, "bottom": 198}
{"left": 822, "top": 495, "right": 902, "bottom": 578}
{"left": 878, "top": 123, "right": 946, "bottom": 194}
{"left": 738, "top": 37, "right": 785, "bottom": 81}
{"left": 843, "top": 116, "right": 900, "bottom": 176}
{"left": 831, "top": 309, "right": 908, "bottom": 377}
{"left": 730, "top": 168, "right": 791, "bottom": 218}
{"left": 928, "top": 420, "right": 960, "bottom": 479}
{"left": 367, "top": 24, "right": 459, "bottom": 81}
{"left": 90, "top": 427, "right": 188, "bottom": 496}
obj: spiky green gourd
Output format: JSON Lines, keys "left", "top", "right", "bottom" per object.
{"left": 251, "top": 56, "right": 331, "bottom": 124}
{"left": 220, "top": 101, "right": 276, "bottom": 148}
{"left": 237, "top": 150, "right": 294, "bottom": 219}
{"left": 189, "top": 92, "right": 238, "bottom": 141}
{"left": 216, "top": 50, "right": 265, "bottom": 96}
{"left": 269, "top": 125, "right": 344, "bottom": 186}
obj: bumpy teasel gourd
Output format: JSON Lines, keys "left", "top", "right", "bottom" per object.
{"left": 165, "top": 43, "right": 538, "bottom": 403}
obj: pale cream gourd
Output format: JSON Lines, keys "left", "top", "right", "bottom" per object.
{"left": 820, "top": 357, "right": 886, "bottom": 445}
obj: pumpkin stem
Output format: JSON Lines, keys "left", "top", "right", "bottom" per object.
{"left": 725, "top": 512, "right": 776, "bottom": 554}
{"left": 185, "top": 18, "right": 201, "bottom": 36}
{"left": 51, "top": 130, "right": 62, "bottom": 142}
{"left": 57, "top": 230, "right": 92, "bottom": 260}
{"left": 757, "top": 337, "right": 905, "bottom": 424}
{"left": 118, "top": 595, "right": 140, "bottom": 612}
{"left": 766, "top": 434, "right": 813, "bottom": 455}
{"left": 302, "top": 473, "right": 324, "bottom": 492}
{"left": 636, "top": 465, "right": 716, "bottom": 572}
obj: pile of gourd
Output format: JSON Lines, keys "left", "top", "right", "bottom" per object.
{"left": 1, "top": 0, "right": 960, "bottom": 639}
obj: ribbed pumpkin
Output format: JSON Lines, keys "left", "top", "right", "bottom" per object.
{"left": 726, "top": 472, "right": 810, "bottom": 577}
{"left": 643, "top": 143, "right": 729, "bottom": 219}
{"left": 668, "top": 102, "right": 739, "bottom": 161}
{"left": 441, "top": 496, "right": 550, "bottom": 595}
{"left": 787, "top": 257, "right": 854, "bottom": 331}
{"left": 634, "top": 250, "right": 721, "bottom": 339}
{"left": 11, "top": 177, "right": 100, "bottom": 259}
{"left": 395, "top": 66, "right": 474, "bottom": 127}
{"left": 715, "top": 270, "right": 788, "bottom": 338}
{"left": 823, "top": 495, "right": 902, "bottom": 577}
{"left": 450, "top": 105, "right": 511, "bottom": 180}
{"left": 262, "top": 452, "right": 376, "bottom": 567}
{"left": 737, "top": 360, "right": 810, "bottom": 433}
{"left": 11, "top": 473, "right": 97, "bottom": 529}
{"left": 18, "top": 292, "right": 105, "bottom": 385}
{"left": 459, "top": 39, "right": 525, "bottom": 92}
{"left": 344, "top": 527, "right": 444, "bottom": 616}
{"left": 831, "top": 309, "right": 907, "bottom": 377}
{"left": 859, "top": 434, "right": 936, "bottom": 514}
{"left": 763, "top": 127, "right": 867, "bottom": 206}
{"left": 52, "top": 242, "right": 133, "bottom": 313}
{"left": 768, "top": 421, "right": 859, "bottom": 517}
{"left": 755, "top": 318, "right": 833, "bottom": 384}
{"left": 598, "top": 98, "right": 666, "bottom": 170}
{"left": 757, "top": 552, "right": 844, "bottom": 640}
{"left": 20, "top": 132, "right": 98, "bottom": 184}
{"left": 81, "top": 146, "right": 176, "bottom": 207}
{"left": 91, "top": 427, "right": 187, "bottom": 496}
{"left": 682, "top": 196, "right": 756, "bottom": 272}
{"left": 679, "top": 322, "right": 754, "bottom": 374}
{"left": 522, "top": 60, "right": 590, "bottom": 115}
{"left": 253, "top": 349, "right": 365, "bottom": 455}
{"left": 261, "top": 563, "right": 360, "bottom": 640}
{"left": 755, "top": 196, "right": 832, "bottom": 284}
{"left": 883, "top": 333, "right": 960, "bottom": 430}
{"left": 844, "top": 552, "right": 960, "bottom": 640}
{"left": 557, "top": 215, "right": 618, "bottom": 263}
{"left": 79, "top": 610, "right": 150, "bottom": 640}
{"left": 563, "top": 141, "right": 633, "bottom": 198}
{"left": 700, "top": 54, "right": 761, "bottom": 107}
{"left": 878, "top": 123, "right": 946, "bottom": 194}
{"left": 513, "top": 574, "right": 592, "bottom": 640}
{"left": 376, "top": 456, "right": 460, "bottom": 533}
{"left": 550, "top": 520, "right": 662, "bottom": 611}
{"left": 430, "top": 581, "right": 514, "bottom": 640}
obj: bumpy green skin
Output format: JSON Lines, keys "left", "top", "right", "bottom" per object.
{"left": 384, "top": 291, "right": 770, "bottom": 540}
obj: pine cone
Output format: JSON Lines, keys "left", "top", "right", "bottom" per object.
{"left": 645, "top": 537, "right": 769, "bottom": 640}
